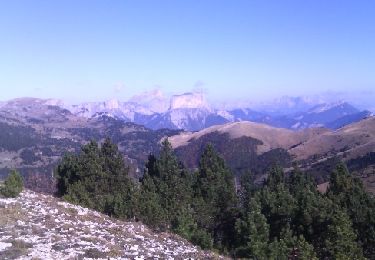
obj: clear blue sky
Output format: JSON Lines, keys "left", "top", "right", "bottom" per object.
{"left": 0, "top": 0, "right": 374, "bottom": 103}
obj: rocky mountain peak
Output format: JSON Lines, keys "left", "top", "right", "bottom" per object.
{"left": 169, "top": 92, "right": 210, "bottom": 110}
{"left": 104, "top": 98, "right": 120, "bottom": 110}
{"left": 129, "top": 89, "right": 169, "bottom": 113}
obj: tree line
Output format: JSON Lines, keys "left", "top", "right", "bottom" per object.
{"left": 55, "top": 138, "right": 375, "bottom": 259}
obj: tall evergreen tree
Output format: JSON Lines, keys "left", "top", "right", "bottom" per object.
{"left": 235, "top": 198, "right": 270, "bottom": 258}
{"left": 325, "top": 210, "right": 365, "bottom": 260}
{"left": 194, "top": 143, "right": 238, "bottom": 251}
{"left": 139, "top": 139, "right": 194, "bottom": 234}
{"left": 327, "top": 164, "right": 375, "bottom": 258}
{"left": 259, "top": 166, "right": 296, "bottom": 240}
{"left": 55, "top": 138, "right": 135, "bottom": 218}
{"left": 238, "top": 170, "right": 257, "bottom": 213}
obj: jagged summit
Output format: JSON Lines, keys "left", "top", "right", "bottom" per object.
{"left": 129, "top": 89, "right": 169, "bottom": 113}
{"left": 104, "top": 98, "right": 120, "bottom": 110}
{"left": 169, "top": 92, "right": 210, "bottom": 110}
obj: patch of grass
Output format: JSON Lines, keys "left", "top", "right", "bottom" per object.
{"left": 83, "top": 248, "right": 108, "bottom": 258}
{"left": 31, "top": 224, "right": 44, "bottom": 236}
{"left": 0, "top": 204, "right": 25, "bottom": 226}
{"left": 108, "top": 244, "right": 123, "bottom": 257}
{"left": 11, "top": 239, "right": 32, "bottom": 249}
{"left": 81, "top": 235, "right": 100, "bottom": 244}
{"left": 66, "top": 207, "right": 78, "bottom": 215}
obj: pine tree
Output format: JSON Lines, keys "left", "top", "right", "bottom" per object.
{"left": 235, "top": 198, "right": 270, "bottom": 258}
{"left": 1, "top": 170, "right": 23, "bottom": 198}
{"left": 266, "top": 227, "right": 318, "bottom": 260}
{"left": 55, "top": 139, "right": 136, "bottom": 219}
{"left": 259, "top": 167, "right": 296, "bottom": 240}
{"left": 325, "top": 210, "right": 365, "bottom": 260}
{"left": 138, "top": 170, "right": 168, "bottom": 230}
{"left": 238, "top": 170, "right": 256, "bottom": 213}
{"left": 194, "top": 143, "right": 238, "bottom": 250}
{"left": 327, "top": 164, "right": 375, "bottom": 258}
{"left": 139, "top": 139, "right": 194, "bottom": 232}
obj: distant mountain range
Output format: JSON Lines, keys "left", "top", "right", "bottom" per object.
{"left": 0, "top": 92, "right": 372, "bottom": 133}
{"left": 0, "top": 97, "right": 373, "bottom": 193}
{"left": 53, "top": 92, "right": 372, "bottom": 131}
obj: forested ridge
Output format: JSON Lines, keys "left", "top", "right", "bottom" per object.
{"left": 55, "top": 138, "right": 375, "bottom": 259}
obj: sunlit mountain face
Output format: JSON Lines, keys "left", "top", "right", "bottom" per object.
{"left": 41, "top": 91, "right": 371, "bottom": 131}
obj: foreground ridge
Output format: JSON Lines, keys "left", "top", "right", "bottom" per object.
{"left": 0, "top": 190, "right": 223, "bottom": 259}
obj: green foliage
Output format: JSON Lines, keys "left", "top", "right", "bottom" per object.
{"left": 193, "top": 143, "right": 238, "bottom": 251}
{"left": 325, "top": 210, "right": 364, "bottom": 260}
{"left": 55, "top": 138, "right": 136, "bottom": 219}
{"left": 235, "top": 198, "right": 270, "bottom": 258}
{"left": 327, "top": 164, "right": 375, "bottom": 258}
{"left": 238, "top": 171, "right": 257, "bottom": 212}
{"left": 55, "top": 138, "right": 375, "bottom": 258}
{"left": 190, "top": 228, "right": 214, "bottom": 250}
{"left": 234, "top": 163, "right": 373, "bottom": 259}
{"left": 266, "top": 230, "right": 318, "bottom": 260}
{"left": 258, "top": 167, "right": 297, "bottom": 240}
{"left": 1, "top": 170, "right": 23, "bottom": 198}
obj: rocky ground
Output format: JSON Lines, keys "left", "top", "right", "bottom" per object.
{"left": 0, "top": 190, "right": 224, "bottom": 259}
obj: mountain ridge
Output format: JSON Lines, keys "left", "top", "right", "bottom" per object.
{"left": 2, "top": 93, "right": 370, "bottom": 132}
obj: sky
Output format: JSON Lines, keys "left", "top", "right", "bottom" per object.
{"left": 0, "top": 0, "right": 374, "bottom": 104}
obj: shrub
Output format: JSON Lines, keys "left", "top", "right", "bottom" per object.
{"left": 1, "top": 170, "right": 23, "bottom": 198}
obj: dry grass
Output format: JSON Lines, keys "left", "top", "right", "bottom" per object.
{"left": 0, "top": 203, "right": 26, "bottom": 226}
{"left": 169, "top": 121, "right": 328, "bottom": 155}
{"left": 169, "top": 117, "right": 375, "bottom": 163}
{"left": 290, "top": 117, "right": 375, "bottom": 160}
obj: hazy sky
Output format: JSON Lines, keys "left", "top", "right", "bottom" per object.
{"left": 0, "top": 0, "right": 374, "bottom": 103}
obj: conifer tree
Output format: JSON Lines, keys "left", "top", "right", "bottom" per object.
{"left": 1, "top": 170, "right": 23, "bottom": 198}
{"left": 194, "top": 143, "right": 238, "bottom": 250}
{"left": 259, "top": 166, "right": 296, "bottom": 240}
{"left": 139, "top": 139, "right": 194, "bottom": 232}
{"left": 327, "top": 164, "right": 375, "bottom": 258}
{"left": 55, "top": 139, "right": 135, "bottom": 219}
{"left": 235, "top": 198, "right": 270, "bottom": 258}
{"left": 325, "top": 210, "right": 365, "bottom": 260}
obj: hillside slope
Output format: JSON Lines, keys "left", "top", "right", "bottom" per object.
{"left": 169, "top": 118, "right": 375, "bottom": 183}
{"left": 169, "top": 121, "right": 327, "bottom": 154}
{"left": 0, "top": 190, "right": 223, "bottom": 259}
{"left": 289, "top": 117, "right": 375, "bottom": 160}
{"left": 169, "top": 118, "right": 374, "bottom": 161}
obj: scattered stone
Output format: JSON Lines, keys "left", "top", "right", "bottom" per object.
{"left": 0, "top": 190, "right": 225, "bottom": 259}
